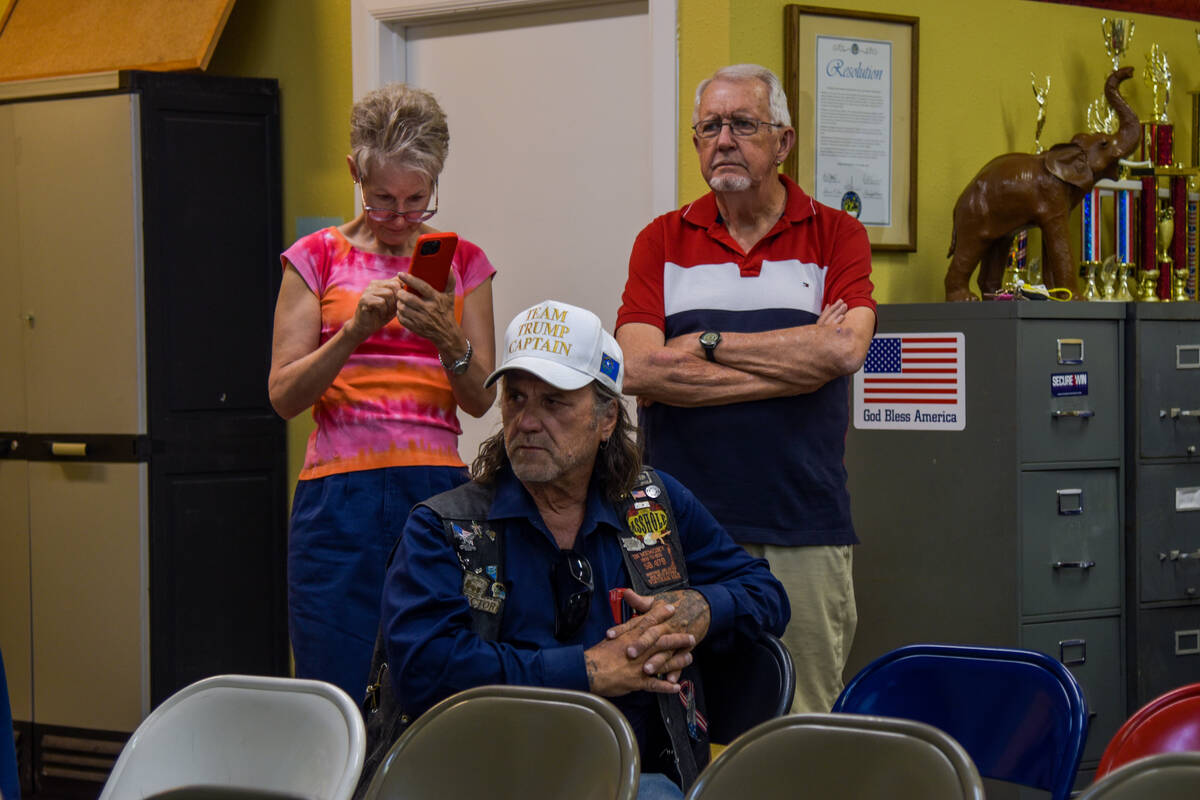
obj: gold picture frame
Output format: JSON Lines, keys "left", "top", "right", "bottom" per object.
{"left": 784, "top": 5, "right": 918, "bottom": 251}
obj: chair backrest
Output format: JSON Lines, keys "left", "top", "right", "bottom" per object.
{"left": 0, "top": 647, "right": 19, "bottom": 800}
{"left": 361, "top": 685, "right": 638, "bottom": 800}
{"left": 833, "top": 643, "right": 1088, "bottom": 800}
{"left": 99, "top": 675, "right": 365, "bottom": 800}
{"left": 1096, "top": 682, "right": 1200, "bottom": 778}
{"left": 684, "top": 712, "right": 984, "bottom": 800}
{"left": 697, "top": 630, "right": 795, "bottom": 744}
{"left": 1077, "top": 752, "right": 1200, "bottom": 800}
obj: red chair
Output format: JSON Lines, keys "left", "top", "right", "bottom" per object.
{"left": 1096, "top": 682, "right": 1200, "bottom": 779}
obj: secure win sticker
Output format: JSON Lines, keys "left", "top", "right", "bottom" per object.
{"left": 1051, "top": 372, "right": 1088, "bottom": 397}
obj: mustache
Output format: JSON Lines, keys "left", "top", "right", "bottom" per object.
{"left": 507, "top": 434, "right": 550, "bottom": 450}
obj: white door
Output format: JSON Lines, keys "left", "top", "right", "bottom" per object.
{"left": 354, "top": 0, "right": 669, "bottom": 458}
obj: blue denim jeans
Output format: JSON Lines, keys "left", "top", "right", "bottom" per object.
{"left": 638, "top": 772, "right": 685, "bottom": 800}
{"left": 288, "top": 465, "right": 469, "bottom": 699}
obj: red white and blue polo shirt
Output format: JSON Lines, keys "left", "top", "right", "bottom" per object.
{"left": 617, "top": 175, "right": 875, "bottom": 546}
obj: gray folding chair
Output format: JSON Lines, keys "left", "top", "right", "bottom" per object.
{"left": 1077, "top": 752, "right": 1200, "bottom": 800}
{"left": 100, "top": 675, "right": 364, "bottom": 800}
{"left": 361, "top": 685, "right": 638, "bottom": 800}
{"left": 685, "top": 712, "right": 985, "bottom": 800}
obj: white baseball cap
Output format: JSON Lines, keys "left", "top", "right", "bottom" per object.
{"left": 485, "top": 300, "right": 623, "bottom": 394}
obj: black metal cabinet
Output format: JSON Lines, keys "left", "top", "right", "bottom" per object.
{"left": 0, "top": 71, "right": 287, "bottom": 798}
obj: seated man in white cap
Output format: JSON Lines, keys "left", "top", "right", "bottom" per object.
{"left": 372, "top": 300, "right": 789, "bottom": 799}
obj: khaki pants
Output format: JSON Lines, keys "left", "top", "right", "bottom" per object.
{"left": 742, "top": 543, "right": 857, "bottom": 713}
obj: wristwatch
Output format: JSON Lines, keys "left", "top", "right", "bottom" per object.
{"left": 698, "top": 331, "right": 721, "bottom": 362}
{"left": 439, "top": 339, "right": 473, "bottom": 375}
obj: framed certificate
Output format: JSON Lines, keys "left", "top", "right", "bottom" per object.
{"left": 785, "top": 5, "right": 918, "bottom": 251}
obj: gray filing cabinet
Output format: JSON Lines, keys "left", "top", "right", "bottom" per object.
{"left": 1126, "top": 305, "right": 1200, "bottom": 707}
{"left": 845, "top": 302, "right": 1125, "bottom": 789}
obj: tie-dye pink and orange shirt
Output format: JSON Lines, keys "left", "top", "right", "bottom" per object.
{"left": 282, "top": 227, "right": 496, "bottom": 480}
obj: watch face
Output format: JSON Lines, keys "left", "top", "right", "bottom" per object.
{"left": 699, "top": 331, "right": 720, "bottom": 348}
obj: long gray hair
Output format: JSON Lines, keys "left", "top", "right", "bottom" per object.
{"left": 472, "top": 381, "right": 642, "bottom": 502}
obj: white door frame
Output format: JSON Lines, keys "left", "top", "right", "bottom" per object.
{"left": 350, "top": 0, "right": 678, "bottom": 213}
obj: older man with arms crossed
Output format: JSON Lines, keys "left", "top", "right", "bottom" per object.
{"left": 616, "top": 64, "right": 876, "bottom": 713}
{"left": 380, "top": 300, "right": 789, "bottom": 798}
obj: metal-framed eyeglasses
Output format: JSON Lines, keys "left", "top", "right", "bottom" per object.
{"left": 551, "top": 549, "right": 594, "bottom": 641}
{"left": 358, "top": 180, "right": 439, "bottom": 223}
{"left": 692, "top": 116, "right": 783, "bottom": 139}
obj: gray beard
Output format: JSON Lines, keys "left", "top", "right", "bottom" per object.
{"left": 709, "top": 174, "right": 752, "bottom": 192}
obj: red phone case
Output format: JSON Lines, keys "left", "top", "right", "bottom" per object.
{"left": 408, "top": 232, "right": 458, "bottom": 292}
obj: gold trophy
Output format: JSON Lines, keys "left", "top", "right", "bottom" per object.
{"left": 1139, "top": 203, "right": 1172, "bottom": 302}
{"left": 1144, "top": 43, "right": 1171, "bottom": 124}
{"left": 1080, "top": 260, "right": 1101, "bottom": 300}
{"left": 1087, "top": 97, "right": 1117, "bottom": 135}
{"left": 999, "top": 235, "right": 1025, "bottom": 295}
{"left": 1031, "top": 73, "right": 1050, "bottom": 154}
{"left": 1102, "top": 17, "right": 1134, "bottom": 70}
{"left": 1160, "top": 207, "right": 1187, "bottom": 302}
{"left": 1138, "top": 264, "right": 1162, "bottom": 302}
{"left": 1115, "top": 262, "right": 1136, "bottom": 302}
{"left": 1099, "top": 256, "right": 1118, "bottom": 300}
{"left": 1028, "top": 256, "right": 1043, "bottom": 288}
{"left": 1088, "top": 19, "right": 1131, "bottom": 139}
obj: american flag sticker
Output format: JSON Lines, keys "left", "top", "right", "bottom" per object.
{"left": 853, "top": 332, "right": 966, "bottom": 431}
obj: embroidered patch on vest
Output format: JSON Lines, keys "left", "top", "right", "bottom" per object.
{"left": 625, "top": 537, "right": 683, "bottom": 589}
{"left": 626, "top": 501, "right": 671, "bottom": 546}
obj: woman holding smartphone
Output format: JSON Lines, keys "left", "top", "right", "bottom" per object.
{"left": 268, "top": 83, "right": 496, "bottom": 699}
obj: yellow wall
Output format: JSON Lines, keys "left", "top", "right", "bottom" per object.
{"left": 208, "top": 0, "right": 355, "bottom": 484}
{"left": 681, "top": 0, "right": 1198, "bottom": 302}
{"left": 207, "top": 0, "right": 1199, "bottom": 481}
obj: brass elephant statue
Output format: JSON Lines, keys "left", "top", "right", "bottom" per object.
{"left": 945, "top": 67, "right": 1140, "bottom": 301}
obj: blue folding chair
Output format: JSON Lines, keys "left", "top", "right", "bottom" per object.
{"left": 1, "top": 646, "right": 19, "bottom": 800}
{"left": 833, "top": 644, "right": 1088, "bottom": 800}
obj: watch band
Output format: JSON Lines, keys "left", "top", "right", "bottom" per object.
{"left": 439, "top": 338, "right": 473, "bottom": 375}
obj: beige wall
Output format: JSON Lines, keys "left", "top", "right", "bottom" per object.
{"left": 209, "top": 0, "right": 1200, "bottom": 482}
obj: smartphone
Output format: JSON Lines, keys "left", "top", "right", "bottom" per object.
{"left": 407, "top": 231, "right": 458, "bottom": 292}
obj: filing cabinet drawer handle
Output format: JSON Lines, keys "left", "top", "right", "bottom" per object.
{"left": 1056, "top": 488, "right": 1083, "bottom": 515}
{"left": 1167, "top": 408, "right": 1200, "bottom": 419}
{"left": 1052, "top": 560, "right": 1096, "bottom": 570}
{"left": 1159, "top": 549, "right": 1200, "bottom": 561}
{"left": 1176, "top": 630, "right": 1200, "bottom": 656}
{"left": 1051, "top": 409, "right": 1095, "bottom": 419}
{"left": 1059, "top": 639, "right": 1087, "bottom": 666}
{"left": 49, "top": 442, "right": 87, "bottom": 457}
{"left": 1057, "top": 338, "right": 1085, "bottom": 365}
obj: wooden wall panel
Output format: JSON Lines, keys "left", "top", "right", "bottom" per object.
{"left": 0, "top": 0, "right": 235, "bottom": 82}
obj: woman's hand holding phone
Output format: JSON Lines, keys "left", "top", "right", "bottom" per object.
{"left": 395, "top": 268, "right": 459, "bottom": 350}
{"left": 396, "top": 230, "right": 465, "bottom": 357}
